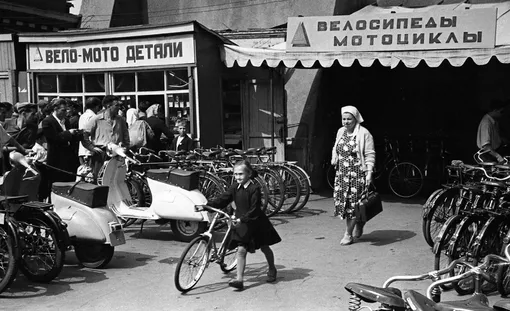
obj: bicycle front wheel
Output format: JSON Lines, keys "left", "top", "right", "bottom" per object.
{"left": 174, "top": 236, "right": 211, "bottom": 292}
{"left": 388, "top": 162, "right": 424, "bottom": 198}
{"left": 0, "top": 226, "right": 17, "bottom": 294}
{"left": 219, "top": 232, "right": 237, "bottom": 273}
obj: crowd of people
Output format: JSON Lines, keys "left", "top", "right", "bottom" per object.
{"left": 0, "top": 96, "right": 193, "bottom": 202}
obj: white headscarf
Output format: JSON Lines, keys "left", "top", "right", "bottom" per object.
{"left": 146, "top": 104, "right": 160, "bottom": 118}
{"left": 341, "top": 105, "right": 364, "bottom": 124}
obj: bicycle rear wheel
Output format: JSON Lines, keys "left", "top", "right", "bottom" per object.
{"left": 174, "top": 236, "right": 211, "bottom": 292}
{"left": 287, "top": 163, "right": 311, "bottom": 213}
{"left": 275, "top": 166, "right": 301, "bottom": 213}
{"left": 258, "top": 168, "right": 284, "bottom": 217}
{"left": 433, "top": 215, "right": 463, "bottom": 290}
{"left": 388, "top": 162, "right": 424, "bottom": 198}
{"left": 0, "top": 226, "right": 17, "bottom": 294}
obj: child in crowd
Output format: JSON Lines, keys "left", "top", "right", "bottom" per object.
{"left": 207, "top": 160, "right": 281, "bottom": 290}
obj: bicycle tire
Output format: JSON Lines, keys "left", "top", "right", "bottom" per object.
{"left": 199, "top": 172, "right": 227, "bottom": 202}
{"left": 258, "top": 168, "right": 284, "bottom": 217}
{"left": 219, "top": 231, "right": 237, "bottom": 273}
{"left": 424, "top": 189, "right": 459, "bottom": 247}
{"left": 174, "top": 235, "right": 211, "bottom": 292}
{"left": 274, "top": 165, "right": 301, "bottom": 213}
{"left": 496, "top": 223, "right": 510, "bottom": 296}
{"left": 450, "top": 215, "right": 486, "bottom": 295}
{"left": 388, "top": 162, "right": 424, "bottom": 198}
{"left": 422, "top": 188, "right": 447, "bottom": 246}
{"left": 253, "top": 175, "right": 270, "bottom": 214}
{"left": 286, "top": 163, "right": 311, "bottom": 213}
{"left": 433, "top": 214, "right": 463, "bottom": 290}
{"left": 470, "top": 217, "right": 504, "bottom": 295}
{"left": 0, "top": 226, "right": 17, "bottom": 294}
{"left": 18, "top": 217, "right": 65, "bottom": 283}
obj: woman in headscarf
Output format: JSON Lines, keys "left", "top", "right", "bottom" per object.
{"left": 331, "top": 105, "right": 375, "bottom": 245}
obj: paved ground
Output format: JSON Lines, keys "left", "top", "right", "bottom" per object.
{"left": 0, "top": 193, "right": 505, "bottom": 310}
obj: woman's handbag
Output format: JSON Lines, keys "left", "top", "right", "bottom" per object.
{"left": 355, "top": 185, "right": 383, "bottom": 223}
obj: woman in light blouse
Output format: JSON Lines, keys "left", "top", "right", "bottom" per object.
{"left": 331, "top": 106, "right": 375, "bottom": 245}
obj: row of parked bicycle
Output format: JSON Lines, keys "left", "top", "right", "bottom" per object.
{"left": 421, "top": 160, "right": 510, "bottom": 298}
{"left": 0, "top": 145, "right": 310, "bottom": 295}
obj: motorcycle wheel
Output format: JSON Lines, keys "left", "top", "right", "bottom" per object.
{"left": 18, "top": 217, "right": 65, "bottom": 283}
{"left": 170, "top": 220, "right": 207, "bottom": 243}
{"left": 74, "top": 244, "right": 114, "bottom": 269}
{"left": 0, "top": 227, "right": 18, "bottom": 294}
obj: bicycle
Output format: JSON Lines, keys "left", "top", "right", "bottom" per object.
{"left": 174, "top": 204, "right": 238, "bottom": 292}
{"left": 327, "top": 136, "right": 424, "bottom": 198}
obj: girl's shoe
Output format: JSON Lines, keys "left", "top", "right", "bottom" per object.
{"left": 228, "top": 280, "right": 244, "bottom": 290}
{"left": 340, "top": 234, "right": 353, "bottom": 246}
{"left": 267, "top": 268, "right": 277, "bottom": 283}
{"left": 353, "top": 222, "right": 365, "bottom": 238}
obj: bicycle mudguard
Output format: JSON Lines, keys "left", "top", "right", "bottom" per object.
{"left": 446, "top": 215, "right": 474, "bottom": 255}
{"left": 424, "top": 188, "right": 460, "bottom": 220}
{"left": 432, "top": 215, "right": 463, "bottom": 254}
{"left": 14, "top": 204, "right": 70, "bottom": 248}
{"left": 469, "top": 216, "right": 499, "bottom": 259}
{"left": 423, "top": 188, "right": 445, "bottom": 219}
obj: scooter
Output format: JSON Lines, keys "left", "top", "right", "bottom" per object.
{"left": 12, "top": 152, "right": 126, "bottom": 269}
{"left": 100, "top": 143, "right": 210, "bottom": 242}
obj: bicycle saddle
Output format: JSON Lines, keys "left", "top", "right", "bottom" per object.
{"left": 344, "top": 283, "right": 404, "bottom": 308}
{"left": 244, "top": 148, "right": 257, "bottom": 155}
{"left": 494, "top": 299, "right": 510, "bottom": 311}
{"left": 202, "top": 150, "right": 221, "bottom": 158}
{"left": 222, "top": 151, "right": 238, "bottom": 158}
{"left": 266, "top": 146, "right": 277, "bottom": 152}
{"left": 404, "top": 291, "right": 494, "bottom": 311}
{"left": 481, "top": 180, "right": 507, "bottom": 189}
{"left": 257, "top": 147, "right": 266, "bottom": 153}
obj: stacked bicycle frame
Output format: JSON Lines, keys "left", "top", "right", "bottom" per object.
{"left": 422, "top": 160, "right": 510, "bottom": 297}
{"left": 126, "top": 146, "right": 312, "bottom": 220}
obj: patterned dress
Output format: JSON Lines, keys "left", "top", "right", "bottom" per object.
{"left": 333, "top": 130, "right": 366, "bottom": 219}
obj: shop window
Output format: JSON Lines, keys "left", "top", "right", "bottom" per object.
{"left": 118, "top": 95, "right": 136, "bottom": 110}
{"left": 167, "top": 93, "right": 190, "bottom": 132}
{"left": 138, "top": 71, "right": 164, "bottom": 91}
{"left": 84, "top": 74, "right": 105, "bottom": 92}
{"left": 59, "top": 74, "right": 83, "bottom": 93}
{"left": 114, "top": 73, "right": 135, "bottom": 92}
{"left": 167, "top": 69, "right": 189, "bottom": 90}
{"left": 222, "top": 80, "right": 242, "bottom": 149}
{"left": 38, "top": 75, "right": 57, "bottom": 93}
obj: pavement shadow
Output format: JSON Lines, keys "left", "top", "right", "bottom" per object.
{"left": 271, "top": 208, "right": 327, "bottom": 223}
{"left": 356, "top": 230, "right": 417, "bottom": 246}
{"left": 103, "top": 251, "right": 157, "bottom": 269}
{"left": 1, "top": 266, "right": 108, "bottom": 299}
{"left": 178, "top": 263, "right": 313, "bottom": 295}
{"left": 125, "top": 223, "right": 178, "bottom": 242}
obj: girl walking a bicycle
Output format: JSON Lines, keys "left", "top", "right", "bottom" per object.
{"left": 208, "top": 160, "right": 281, "bottom": 290}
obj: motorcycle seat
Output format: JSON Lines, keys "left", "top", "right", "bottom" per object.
{"left": 344, "top": 283, "right": 404, "bottom": 308}
{"left": 146, "top": 169, "right": 199, "bottom": 191}
{"left": 494, "top": 299, "right": 510, "bottom": 311}
{"left": 404, "top": 291, "right": 493, "bottom": 311}
{"left": 0, "top": 195, "right": 29, "bottom": 204}
{"left": 52, "top": 182, "right": 109, "bottom": 208}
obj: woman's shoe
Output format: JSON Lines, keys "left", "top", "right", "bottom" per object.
{"left": 340, "top": 234, "right": 353, "bottom": 246}
{"left": 267, "top": 268, "right": 277, "bottom": 283}
{"left": 353, "top": 222, "right": 365, "bottom": 238}
{"left": 228, "top": 280, "right": 244, "bottom": 290}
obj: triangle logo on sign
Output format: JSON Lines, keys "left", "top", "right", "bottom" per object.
{"left": 291, "top": 22, "right": 310, "bottom": 47}
{"left": 34, "top": 47, "right": 43, "bottom": 62}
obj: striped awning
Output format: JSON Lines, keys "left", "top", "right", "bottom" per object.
{"left": 221, "top": 2, "right": 510, "bottom": 69}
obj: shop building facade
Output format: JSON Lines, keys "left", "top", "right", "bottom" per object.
{"left": 18, "top": 22, "right": 284, "bottom": 158}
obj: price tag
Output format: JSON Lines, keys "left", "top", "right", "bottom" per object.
{"left": 0, "top": 213, "right": 4, "bottom": 225}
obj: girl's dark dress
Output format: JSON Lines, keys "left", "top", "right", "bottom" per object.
{"left": 208, "top": 181, "right": 281, "bottom": 252}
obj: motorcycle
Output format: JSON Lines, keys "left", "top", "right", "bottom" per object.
{"left": 100, "top": 143, "right": 210, "bottom": 242}
{"left": 10, "top": 152, "right": 126, "bottom": 269}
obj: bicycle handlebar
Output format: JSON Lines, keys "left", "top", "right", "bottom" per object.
{"left": 465, "top": 164, "right": 510, "bottom": 181}
{"left": 194, "top": 205, "right": 238, "bottom": 224}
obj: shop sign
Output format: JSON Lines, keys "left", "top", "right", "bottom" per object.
{"left": 28, "top": 34, "right": 195, "bottom": 70}
{"left": 286, "top": 8, "right": 496, "bottom": 52}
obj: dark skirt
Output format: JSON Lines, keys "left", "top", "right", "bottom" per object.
{"left": 229, "top": 213, "right": 281, "bottom": 253}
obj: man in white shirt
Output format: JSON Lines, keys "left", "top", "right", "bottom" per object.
{"left": 477, "top": 99, "right": 508, "bottom": 162}
{"left": 78, "top": 97, "right": 102, "bottom": 163}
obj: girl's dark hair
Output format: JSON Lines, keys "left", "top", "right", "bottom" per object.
{"left": 234, "top": 159, "right": 259, "bottom": 179}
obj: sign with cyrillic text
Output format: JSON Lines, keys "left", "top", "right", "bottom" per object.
{"left": 28, "top": 34, "right": 195, "bottom": 70}
{"left": 286, "top": 9, "right": 496, "bottom": 52}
